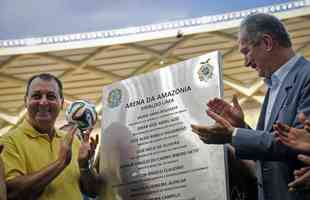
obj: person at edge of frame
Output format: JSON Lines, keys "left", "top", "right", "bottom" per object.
{"left": 191, "top": 13, "right": 310, "bottom": 200}
{"left": 0, "top": 73, "right": 103, "bottom": 200}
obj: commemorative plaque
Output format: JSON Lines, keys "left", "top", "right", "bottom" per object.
{"left": 100, "top": 51, "right": 230, "bottom": 200}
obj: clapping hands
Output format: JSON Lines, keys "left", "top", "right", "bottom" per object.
{"left": 274, "top": 112, "right": 310, "bottom": 191}
{"left": 191, "top": 95, "right": 244, "bottom": 144}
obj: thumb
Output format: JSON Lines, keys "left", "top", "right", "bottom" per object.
{"left": 298, "top": 154, "right": 310, "bottom": 165}
{"left": 232, "top": 95, "right": 242, "bottom": 110}
{"left": 298, "top": 112, "right": 306, "bottom": 124}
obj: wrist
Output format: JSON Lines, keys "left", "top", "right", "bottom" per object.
{"left": 80, "top": 166, "right": 91, "bottom": 173}
{"left": 79, "top": 159, "right": 91, "bottom": 169}
{"left": 55, "top": 159, "right": 68, "bottom": 171}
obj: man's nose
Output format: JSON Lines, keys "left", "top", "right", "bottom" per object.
{"left": 39, "top": 95, "right": 48, "bottom": 104}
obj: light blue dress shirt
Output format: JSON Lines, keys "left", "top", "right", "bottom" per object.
{"left": 232, "top": 54, "right": 300, "bottom": 136}
{"left": 264, "top": 55, "right": 300, "bottom": 129}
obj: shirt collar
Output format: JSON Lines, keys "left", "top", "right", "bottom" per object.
{"left": 265, "top": 54, "right": 300, "bottom": 89}
{"left": 21, "top": 119, "right": 62, "bottom": 138}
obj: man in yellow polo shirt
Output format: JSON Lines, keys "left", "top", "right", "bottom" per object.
{"left": 0, "top": 73, "right": 99, "bottom": 200}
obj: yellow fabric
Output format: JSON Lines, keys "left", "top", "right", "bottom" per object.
{"left": 99, "top": 184, "right": 117, "bottom": 200}
{"left": 0, "top": 120, "right": 83, "bottom": 200}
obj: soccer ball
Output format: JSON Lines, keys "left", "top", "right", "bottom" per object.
{"left": 65, "top": 100, "right": 97, "bottom": 131}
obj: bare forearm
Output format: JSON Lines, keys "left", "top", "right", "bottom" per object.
{"left": 7, "top": 159, "right": 66, "bottom": 199}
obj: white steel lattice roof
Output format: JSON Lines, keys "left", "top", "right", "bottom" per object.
{"left": 0, "top": 0, "right": 309, "bottom": 133}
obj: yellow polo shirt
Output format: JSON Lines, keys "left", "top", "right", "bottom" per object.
{"left": 0, "top": 120, "right": 83, "bottom": 200}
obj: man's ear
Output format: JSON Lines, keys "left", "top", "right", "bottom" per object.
{"left": 261, "top": 33, "right": 273, "bottom": 52}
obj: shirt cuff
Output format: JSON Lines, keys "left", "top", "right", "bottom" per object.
{"left": 232, "top": 128, "right": 238, "bottom": 137}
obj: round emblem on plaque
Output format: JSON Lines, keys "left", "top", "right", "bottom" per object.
{"left": 198, "top": 58, "right": 214, "bottom": 82}
{"left": 108, "top": 88, "right": 122, "bottom": 108}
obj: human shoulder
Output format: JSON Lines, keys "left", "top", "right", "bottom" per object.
{"left": 297, "top": 56, "right": 310, "bottom": 72}
{"left": 291, "top": 57, "right": 310, "bottom": 83}
{"left": 0, "top": 125, "right": 24, "bottom": 143}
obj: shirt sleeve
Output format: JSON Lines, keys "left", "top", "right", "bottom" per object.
{"left": 0, "top": 136, "right": 26, "bottom": 181}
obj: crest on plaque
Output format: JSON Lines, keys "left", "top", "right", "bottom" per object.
{"left": 107, "top": 88, "right": 122, "bottom": 108}
{"left": 198, "top": 58, "right": 213, "bottom": 82}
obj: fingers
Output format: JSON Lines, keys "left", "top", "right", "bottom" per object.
{"left": 298, "top": 154, "right": 310, "bottom": 165}
{"left": 90, "top": 135, "right": 98, "bottom": 150}
{"left": 95, "top": 134, "right": 99, "bottom": 146}
{"left": 81, "top": 130, "right": 99, "bottom": 158}
{"left": 274, "top": 131, "right": 291, "bottom": 146}
{"left": 191, "top": 124, "right": 209, "bottom": 133}
{"left": 207, "top": 110, "right": 232, "bottom": 128}
{"left": 304, "top": 119, "right": 310, "bottom": 133}
{"left": 65, "top": 124, "right": 78, "bottom": 146}
{"left": 232, "top": 94, "right": 242, "bottom": 111}
{"left": 274, "top": 123, "right": 294, "bottom": 145}
{"left": 294, "top": 166, "right": 310, "bottom": 177}
{"left": 73, "top": 106, "right": 86, "bottom": 119}
{"left": 198, "top": 136, "right": 208, "bottom": 143}
{"left": 89, "top": 137, "right": 97, "bottom": 157}
{"left": 274, "top": 124, "right": 297, "bottom": 149}
{"left": 298, "top": 112, "right": 310, "bottom": 132}
{"left": 83, "top": 132, "right": 90, "bottom": 142}
{"left": 191, "top": 124, "right": 210, "bottom": 142}
{"left": 274, "top": 123, "right": 290, "bottom": 136}
{"left": 207, "top": 98, "right": 229, "bottom": 114}
{"left": 288, "top": 168, "right": 310, "bottom": 189}
{"left": 298, "top": 112, "right": 306, "bottom": 124}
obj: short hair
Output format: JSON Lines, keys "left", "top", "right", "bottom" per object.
{"left": 25, "top": 73, "right": 63, "bottom": 99}
{"left": 240, "top": 13, "right": 292, "bottom": 48}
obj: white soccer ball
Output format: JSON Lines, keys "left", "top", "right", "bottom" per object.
{"left": 65, "top": 100, "right": 97, "bottom": 131}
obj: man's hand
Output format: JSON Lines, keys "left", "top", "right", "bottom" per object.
{"left": 191, "top": 110, "right": 234, "bottom": 144}
{"left": 78, "top": 129, "right": 100, "bottom": 197}
{"left": 58, "top": 124, "right": 77, "bottom": 167}
{"left": 207, "top": 95, "right": 246, "bottom": 128}
{"left": 274, "top": 113, "right": 310, "bottom": 153}
{"left": 0, "top": 145, "right": 6, "bottom": 200}
{"left": 288, "top": 155, "right": 310, "bottom": 191}
{"left": 78, "top": 128, "right": 99, "bottom": 169}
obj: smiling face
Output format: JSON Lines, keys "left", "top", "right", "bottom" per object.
{"left": 25, "top": 77, "right": 64, "bottom": 133}
{"left": 238, "top": 30, "right": 273, "bottom": 78}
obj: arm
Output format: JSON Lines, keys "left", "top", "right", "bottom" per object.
{"left": 192, "top": 109, "right": 297, "bottom": 161}
{"left": 232, "top": 128, "right": 293, "bottom": 161}
{"left": 234, "top": 76, "right": 310, "bottom": 161}
{"left": 5, "top": 126, "right": 77, "bottom": 199}
{"left": 78, "top": 132, "right": 104, "bottom": 197}
{"left": 7, "top": 157, "right": 68, "bottom": 199}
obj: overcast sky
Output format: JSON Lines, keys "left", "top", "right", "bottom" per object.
{"left": 0, "top": 0, "right": 291, "bottom": 40}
